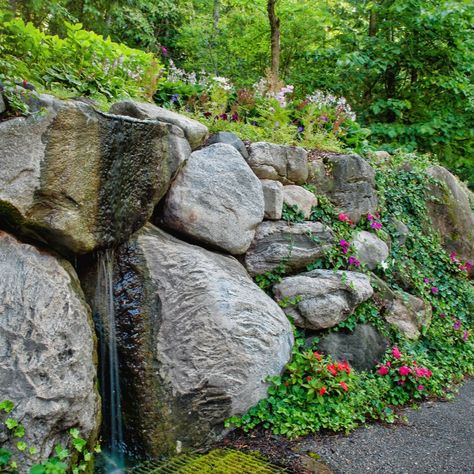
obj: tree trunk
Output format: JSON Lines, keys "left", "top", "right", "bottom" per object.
{"left": 267, "top": 0, "right": 280, "bottom": 91}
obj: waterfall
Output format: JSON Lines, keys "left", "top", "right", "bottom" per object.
{"left": 94, "top": 249, "right": 125, "bottom": 473}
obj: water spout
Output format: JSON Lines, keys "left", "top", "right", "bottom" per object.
{"left": 94, "top": 249, "right": 125, "bottom": 472}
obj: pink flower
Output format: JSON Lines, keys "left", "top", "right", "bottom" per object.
{"left": 453, "top": 320, "right": 461, "bottom": 331}
{"left": 423, "top": 277, "right": 431, "bottom": 284}
{"left": 367, "top": 214, "right": 374, "bottom": 221}
{"left": 463, "top": 330, "right": 469, "bottom": 340}
{"left": 386, "top": 361, "right": 391, "bottom": 367}
{"left": 378, "top": 366, "right": 389, "bottom": 376}
{"left": 392, "top": 347, "right": 401, "bottom": 359}
{"left": 160, "top": 45, "right": 168, "bottom": 56}
{"left": 450, "top": 251, "right": 458, "bottom": 262}
{"left": 370, "top": 221, "right": 382, "bottom": 230}
{"left": 417, "top": 385, "right": 424, "bottom": 391}
{"left": 415, "top": 367, "right": 432, "bottom": 378}
{"left": 339, "top": 239, "right": 350, "bottom": 254}
{"left": 431, "top": 287, "right": 439, "bottom": 294}
{"left": 397, "top": 380, "right": 405, "bottom": 385}
{"left": 399, "top": 366, "right": 411, "bottom": 376}
{"left": 348, "top": 256, "right": 360, "bottom": 267}
{"left": 339, "top": 381, "right": 349, "bottom": 392}
{"left": 338, "top": 213, "right": 352, "bottom": 224}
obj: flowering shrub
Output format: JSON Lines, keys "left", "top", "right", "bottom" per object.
{"left": 376, "top": 346, "right": 437, "bottom": 404}
{"left": 226, "top": 337, "right": 394, "bottom": 437}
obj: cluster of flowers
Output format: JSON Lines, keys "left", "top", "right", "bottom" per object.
{"left": 306, "top": 90, "right": 357, "bottom": 122}
{"left": 449, "top": 252, "right": 473, "bottom": 275}
{"left": 367, "top": 213, "right": 382, "bottom": 230}
{"left": 339, "top": 239, "right": 361, "bottom": 268}
{"left": 377, "top": 347, "right": 433, "bottom": 392}
{"left": 423, "top": 277, "right": 439, "bottom": 295}
{"left": 440, "top": 314, "right": 470, "bottom": 340}
{"left": 299, "top": 351, "right": 352, "bottom": 397}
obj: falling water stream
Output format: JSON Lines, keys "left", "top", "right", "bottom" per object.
{"left": 94, "top": 249, "right": 126, "bottom": 473}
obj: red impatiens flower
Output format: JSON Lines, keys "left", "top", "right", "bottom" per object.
{"left": 327, "top": 364, "right": 337, "bottom": 376}
{"left": 319, "top": 387, "right": 327, "bottom": 395}
{"left": 338, "top": 213, "right": 352, "bottom": 224}
{"left": 313, "top": 351, "right": 322, "bottom": 361}
{"left": 339, "top": 382, "right": 349, "bottom": 392}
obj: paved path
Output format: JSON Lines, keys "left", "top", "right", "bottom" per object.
{"left": 296, "top": 378, "right": 474, "bottom": 474}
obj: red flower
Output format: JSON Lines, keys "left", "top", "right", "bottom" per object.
{"left": 313, "top": 351, "right": 322, "bottom": 361}
{"left": 319, "top": 387, "right": 327, "bottom": 396}
{"left": 392, "top": 347, "right": 401, "bottom": 359}
{"left": 339, "top": 382, "right": 349, "bottom": 392}
{"left": 327, "top": 364, "right": 337, "bottom": 376}
{"left": 306, "top": 376, "right": 312, "bottom": 382}
{"left": 338, "top": 213, "right": 352, "bottom": 224}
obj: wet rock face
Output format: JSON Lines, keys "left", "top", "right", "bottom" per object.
{"left": 0, "top": 97, "right": 189, "bottom": 255}
{"left": 161, "top": 143, "right": 264, "bottom": 255}
{"left": 245, "top": 221, "right": 334, "bottom": 276}
{"left": 307, "top": 153, "right": 378, "bottom": 223}
{"left": 274, "top": 270, "right": 373, "bottom": 330}
{"left": 83, "top": 224, "right": 293, "bottom": 457}
{"left": 0, "top": 231, "right": 100, "bottom": 468}
{"left": 426, "top": 165, "right": 474, "bottom": 266}
{"left": 247, "top": 142, "right": 309, "bottom": 184}
{"left": 110, "top": 100, "right": 208, "bottom": 149}
{"left": 314, "top": 324, "right": 389, "bottom": 371}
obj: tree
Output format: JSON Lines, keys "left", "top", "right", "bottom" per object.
{"left": 267, "top": 0, "right": 280, "bottom": 90}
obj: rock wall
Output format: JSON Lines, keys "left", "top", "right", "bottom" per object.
{"left": 1, "top": 97, "right": 472, "bottom": 465}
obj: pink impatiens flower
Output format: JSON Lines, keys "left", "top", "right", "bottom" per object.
{"left": 378, "top": 366, "right": 389, "bottom": 376}
{"left": 417, "top": 385, "right": 424, "bottom": 391}
{"left": 370, "top": 221, "right": 382, "bottom": 230}
{"left": 431, "top": 286, "right": 439, "bottom": 294}
{"left": 463, "top": 330, "right": 469, "bottom": 340}
{"left": 399, "top": 366, "right": 411, "bottom": 376}
{"left": 367, "top": 213, "right": 374, "bottom": 221}
{"left": 392, "top": 347, "right": 401, "bottom": 359}
{"left": 348, "top": 255, "right": 360, "bottom": 267}
{"left": 338, "top": 212, "right": 352, "bottom": 223}
{"left": 339, "top": 239, "right": 350, "bottom": 254}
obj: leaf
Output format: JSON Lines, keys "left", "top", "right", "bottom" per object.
{"left": 5, "top": 418, "right": 19, "bottom": 430}
{"left": 30, "top": 464, "right": 46, "bottom": 474}
{"left": 16, "top": 441, "right": 27, "bottom": 452}
{"left": 29, "top": 447, "right": 38, "bottom": 455}
{"left": 72, "top": 437, "right": 87, "bottom": 453}
{"left": 0, "top": 448, "right": 12, "bottom": 466}
{"left": 0, "top": 400, "right": 15, "bottom": 413}
{"left": 69, "top": 428, "right": 80, "bottom": 439}
{"left": 54, "top": 445, "right": 69, "bottom": 460}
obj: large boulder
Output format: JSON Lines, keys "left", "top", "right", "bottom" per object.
{"left": 205, "top": 131, "right": 248, "bottom": 159}
{"left": 247, "top": 142, "right": 308, "bottom": 184}
{"left": 110, "top": 101, "right": 208, "bottom": 149}
{"left": 352, "top": 230, "right": 389, "bottom": 270}
{"left": 160, "top": 143, "right": 264, "bottom": 255}
{"left": 0, "top": 231, "right": 100, "bottom": 468}
{"left": 244, "top": 221, "right": 334, "bottom": 276}
{"left": 426, "top": 165, "right": 474, "bottom": 265}
{"left": 82, "top": 224, "right": 293, "bottom": 457}
{"left": 307, "top": 152, "right": 378, "bottom": 223}
{"left": 313, "top": 324, "right": 389, "bottom": 371}
{"left": 282, "top": 185, "right": 318, "bottom": 219}
{"left": 371, "top": 275, "right": 432, "bottom": 339}
{"left": 273, "top": 270, "right": 373, "bottom": 330}
{"left": 0, "top": 97, "right": 189, "bottom": 255}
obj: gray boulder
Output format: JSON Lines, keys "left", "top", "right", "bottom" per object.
{"left": 274, "top": 270, "right": 373, "bottom": 330}
{"left": 426, "top": 165, "right": 474, "bottom": 266}
{"left": 247, "top": 142, "right": 308, "bottom": 184}
{"left": 307, "top": 152, "right": 378, "bottom": 223}
{"left": 371, "top": 274, "right": 432, "bottom": 339}
{"left": 0, "top": 231, "right": 99, "bottom": 468}
{"left": 82, "top": 224, "right": 293, "bottom": 456}
{"left": 244, "top": 221, "right": 334, "bottom": 276}
{"left": 314, "top": 324, "right": 389, "bottom": 371}
{"left": 0, "top": 93, "right": 5, "bottom": 114}
{"left": 110, "top": 101, "right": 208, "bottom": 149}
{"left": 385, "top": 292, "right": 432, "bottom": 340}
{"left": 206, "top": 131, "right": 248, "bottom": 159}
{"left": 352, "top": 230, "right": 389, "bottom": 270}
{"left": 161, "top": 143, "right": 264, "bottom": 255}
{"left": 261, "top": 179, "right": 284, "bottom": 220}
{"left": 282, "top": 185, "right": 318, "bottom": 219}
{"left": 0, "top": 98, "right": 189, "bottom": 255}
